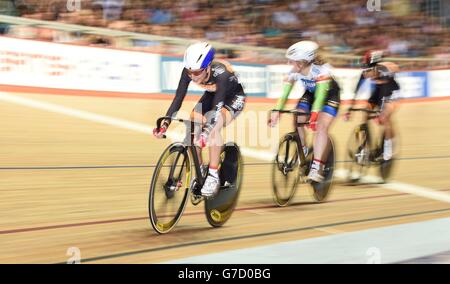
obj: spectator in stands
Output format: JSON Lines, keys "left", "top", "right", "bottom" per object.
{"left": 4, "top": 0, "right": 448, "bottom": 65}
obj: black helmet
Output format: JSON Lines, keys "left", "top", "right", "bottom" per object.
{"left": 362, "top": 50, "right": 384, "bottom": 68}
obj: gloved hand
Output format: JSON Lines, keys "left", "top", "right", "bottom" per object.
{"left": 153, "top": 126, "right": 167, "bottom": 138}
{"left": 375, "top": 113, "right": 386, "bottom": 125}
{"left": 268, "top": 112, "right": 281, "bottom": 127}
{"left": 153, "top": 120, "right": 169, "bottom": 139}
{"left": 343, "top": 112, "right": 351, "bottom": 121}
{"left": 309, "top": 111, "right": 319, "bottom": 131}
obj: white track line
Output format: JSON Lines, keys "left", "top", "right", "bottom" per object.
{"left": 379, "top": 182, "right": 450, "bottom": 203}
{"left": 335, "top": 169, "right": 450, "bottom": 204}
{"left": 335, "top": 169, "right": 384, "bottom": 184}
{"left": 0, "top": 91, "right": 276, "bottom": 160}
{"left": 245, "top": 209, "right": 276, "bottom": 216}
{"left": 1, "top": 92, "right": 449, "bottom": 204}
{"left": 0, "top": 92, "right": 154, "bottom": 134}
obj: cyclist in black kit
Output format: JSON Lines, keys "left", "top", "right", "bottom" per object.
{"left": 344, "top": 50, "right": 400, "bottom": 161}
{"left": 153, "top": 42, "right": 246, "bottom": 197}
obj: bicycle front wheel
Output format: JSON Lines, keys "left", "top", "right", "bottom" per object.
{"left": 148, "top": 143, "right": 191, "bottom": 234}
{"left": 346, "top": 124, "right": 370, "bottom": 182}
{"left": 272, "top": 133, "right": 302, "bottom": 206}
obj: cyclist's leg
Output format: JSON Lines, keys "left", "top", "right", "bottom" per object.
{"left": 208, "top": 108, "right": 233, "bottom": 168}
{"left": 201, "top": 93, "right": 245, "bottom": 197}
{"left": 313, "top": 113, "right": 335, "bottom": 162}
{"left": 380, "top": 100, "right": 395, "bottom": 139}
{"left": 208, "top": 93, "right": 246, "bottom": 168}
{"left": 191, "top": 92, "right": 213, "bottom": 165}
{"left": 296, "top": 91, "right": 313, "bottom": 155}
{"left": 380, "top": 98, "right": 396, "bottom": 160}
{"left": 314, "top": 81, "right": 340, "bottom": 162}
{"left": 190, "top": 111, "right": 206, "bottom": 164}
{"left": 310, "top": 81, "right": 340, "bottom": 181}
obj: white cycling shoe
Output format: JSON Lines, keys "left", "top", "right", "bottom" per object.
{"left": 201, "top": 174, "right": 220, "bottom": 198}
{"left": 307, "top": 167, "right": 325, "bottom": 183}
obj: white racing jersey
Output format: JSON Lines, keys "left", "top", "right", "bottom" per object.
{"left": 287, "top": 63, "right": 333, "bottom": 93}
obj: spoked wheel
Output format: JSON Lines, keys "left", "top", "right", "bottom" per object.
{"left": 272, "top": 132, "right": 302, "bottom": 206}
{"left": 205, "top": 142, "right": 243, "bottom": 227}
{"left": 346, "top": 124, "right": 370, "bottom": 183}
{"left": 311, "top": 137, "right": 336, "bottom": 202}
{"left": 148, "top": 143, "right": 191, "bottom": 234}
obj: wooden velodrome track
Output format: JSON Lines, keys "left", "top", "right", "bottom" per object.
{"left": 0, "top": 90, "right": 449, "bottom": 263}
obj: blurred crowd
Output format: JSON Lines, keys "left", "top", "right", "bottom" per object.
{"left": 1, "top": 0, "right": 449, "bottom": 66}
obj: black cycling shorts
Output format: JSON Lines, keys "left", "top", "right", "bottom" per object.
{"left": 368, "top": 79, "right": 400, "bottom": 108}
{"left": 296, "top": 79, "right": 340, "bottom": 117}
{"left": 193, "top": 92, "right": 246, "bottom": 119}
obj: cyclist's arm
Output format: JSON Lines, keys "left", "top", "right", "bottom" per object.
{"left": 311, "top": 76, "right": 331, "bottom": 113}
{"left": 349, "top": 73, "right": 366, "bottom": 108}
{"left": 275, "top": 76, "right": 296, "bottom": 110}
{"left": 165, "top": 69, "right": 191, "bottom": 119}
{"left": 355, "top": 73, "right": 365, "bottom": 94}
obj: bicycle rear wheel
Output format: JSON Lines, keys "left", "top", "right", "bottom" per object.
{"left": 272, "top": 132, "right": 302, "bottom": 206}
{"left": 148, "top": 143, "right": 191, "bottom": 234}
{"left": 311, "top": 137, "right": 336, "bottom": 202}
{"left": 205, "top": 142, "right": 243, "bottom": 227}
{"left": 379, "top": 134, "right": 395, "bottom": 182}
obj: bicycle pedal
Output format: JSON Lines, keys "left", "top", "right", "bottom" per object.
{"left": 190, "top": 194, "right": 203, "bottom": 206}
{"left": 221, "top": 181, "right": 235, "bottom": 190}
{"left": 191, "top": 180, "right": 202, "bottom": 196}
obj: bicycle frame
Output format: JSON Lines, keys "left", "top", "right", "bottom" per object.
{"left": 270, "top": 109, "right": 335, "bottom": 204}
{"left": 348, "top": 108, "right": 383, "bottom": 163}
{"left": 271, "top": 109, "right": 311, "bottom": 166}
{"left": 348, "top": 107, "right": 380, "bottom": 121}
{"left": 150, "top": 117, "right": 243, "bottom": 233}
{"left": 156, "top": 116, "right": 207, "bottom": 191}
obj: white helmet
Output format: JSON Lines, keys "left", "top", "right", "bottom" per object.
{"left": 286, "top": 41, "right": 319, "bottom": 62}
{"left": 183, "top": 42, "right": 215, "bottom": 70}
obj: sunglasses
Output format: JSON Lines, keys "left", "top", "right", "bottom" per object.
{"left": 187, "top": 68, "right": 206, "bottom": 76}
{"left": 362, "top": 67, "right": 376, "bottom": 73}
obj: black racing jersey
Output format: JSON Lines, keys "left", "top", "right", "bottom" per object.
{"left": 369, "top": 78, "right": 400, "bottom": 106}
{"left": 166, "top": 60, "right": 244, "bottom": 127}
{"left": 355, "top": 65, "right": 400, "bottom": 106}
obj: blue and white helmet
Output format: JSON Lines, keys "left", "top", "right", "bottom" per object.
{"left": 183, "top": 42, "right": 215, "bottom": 70}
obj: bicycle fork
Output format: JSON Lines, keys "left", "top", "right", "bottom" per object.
{"left": 164, "top": 149, "right": 188, "bottom": 198}
{"left": 354, "top": 124, "right": 370, "bottom": 166}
